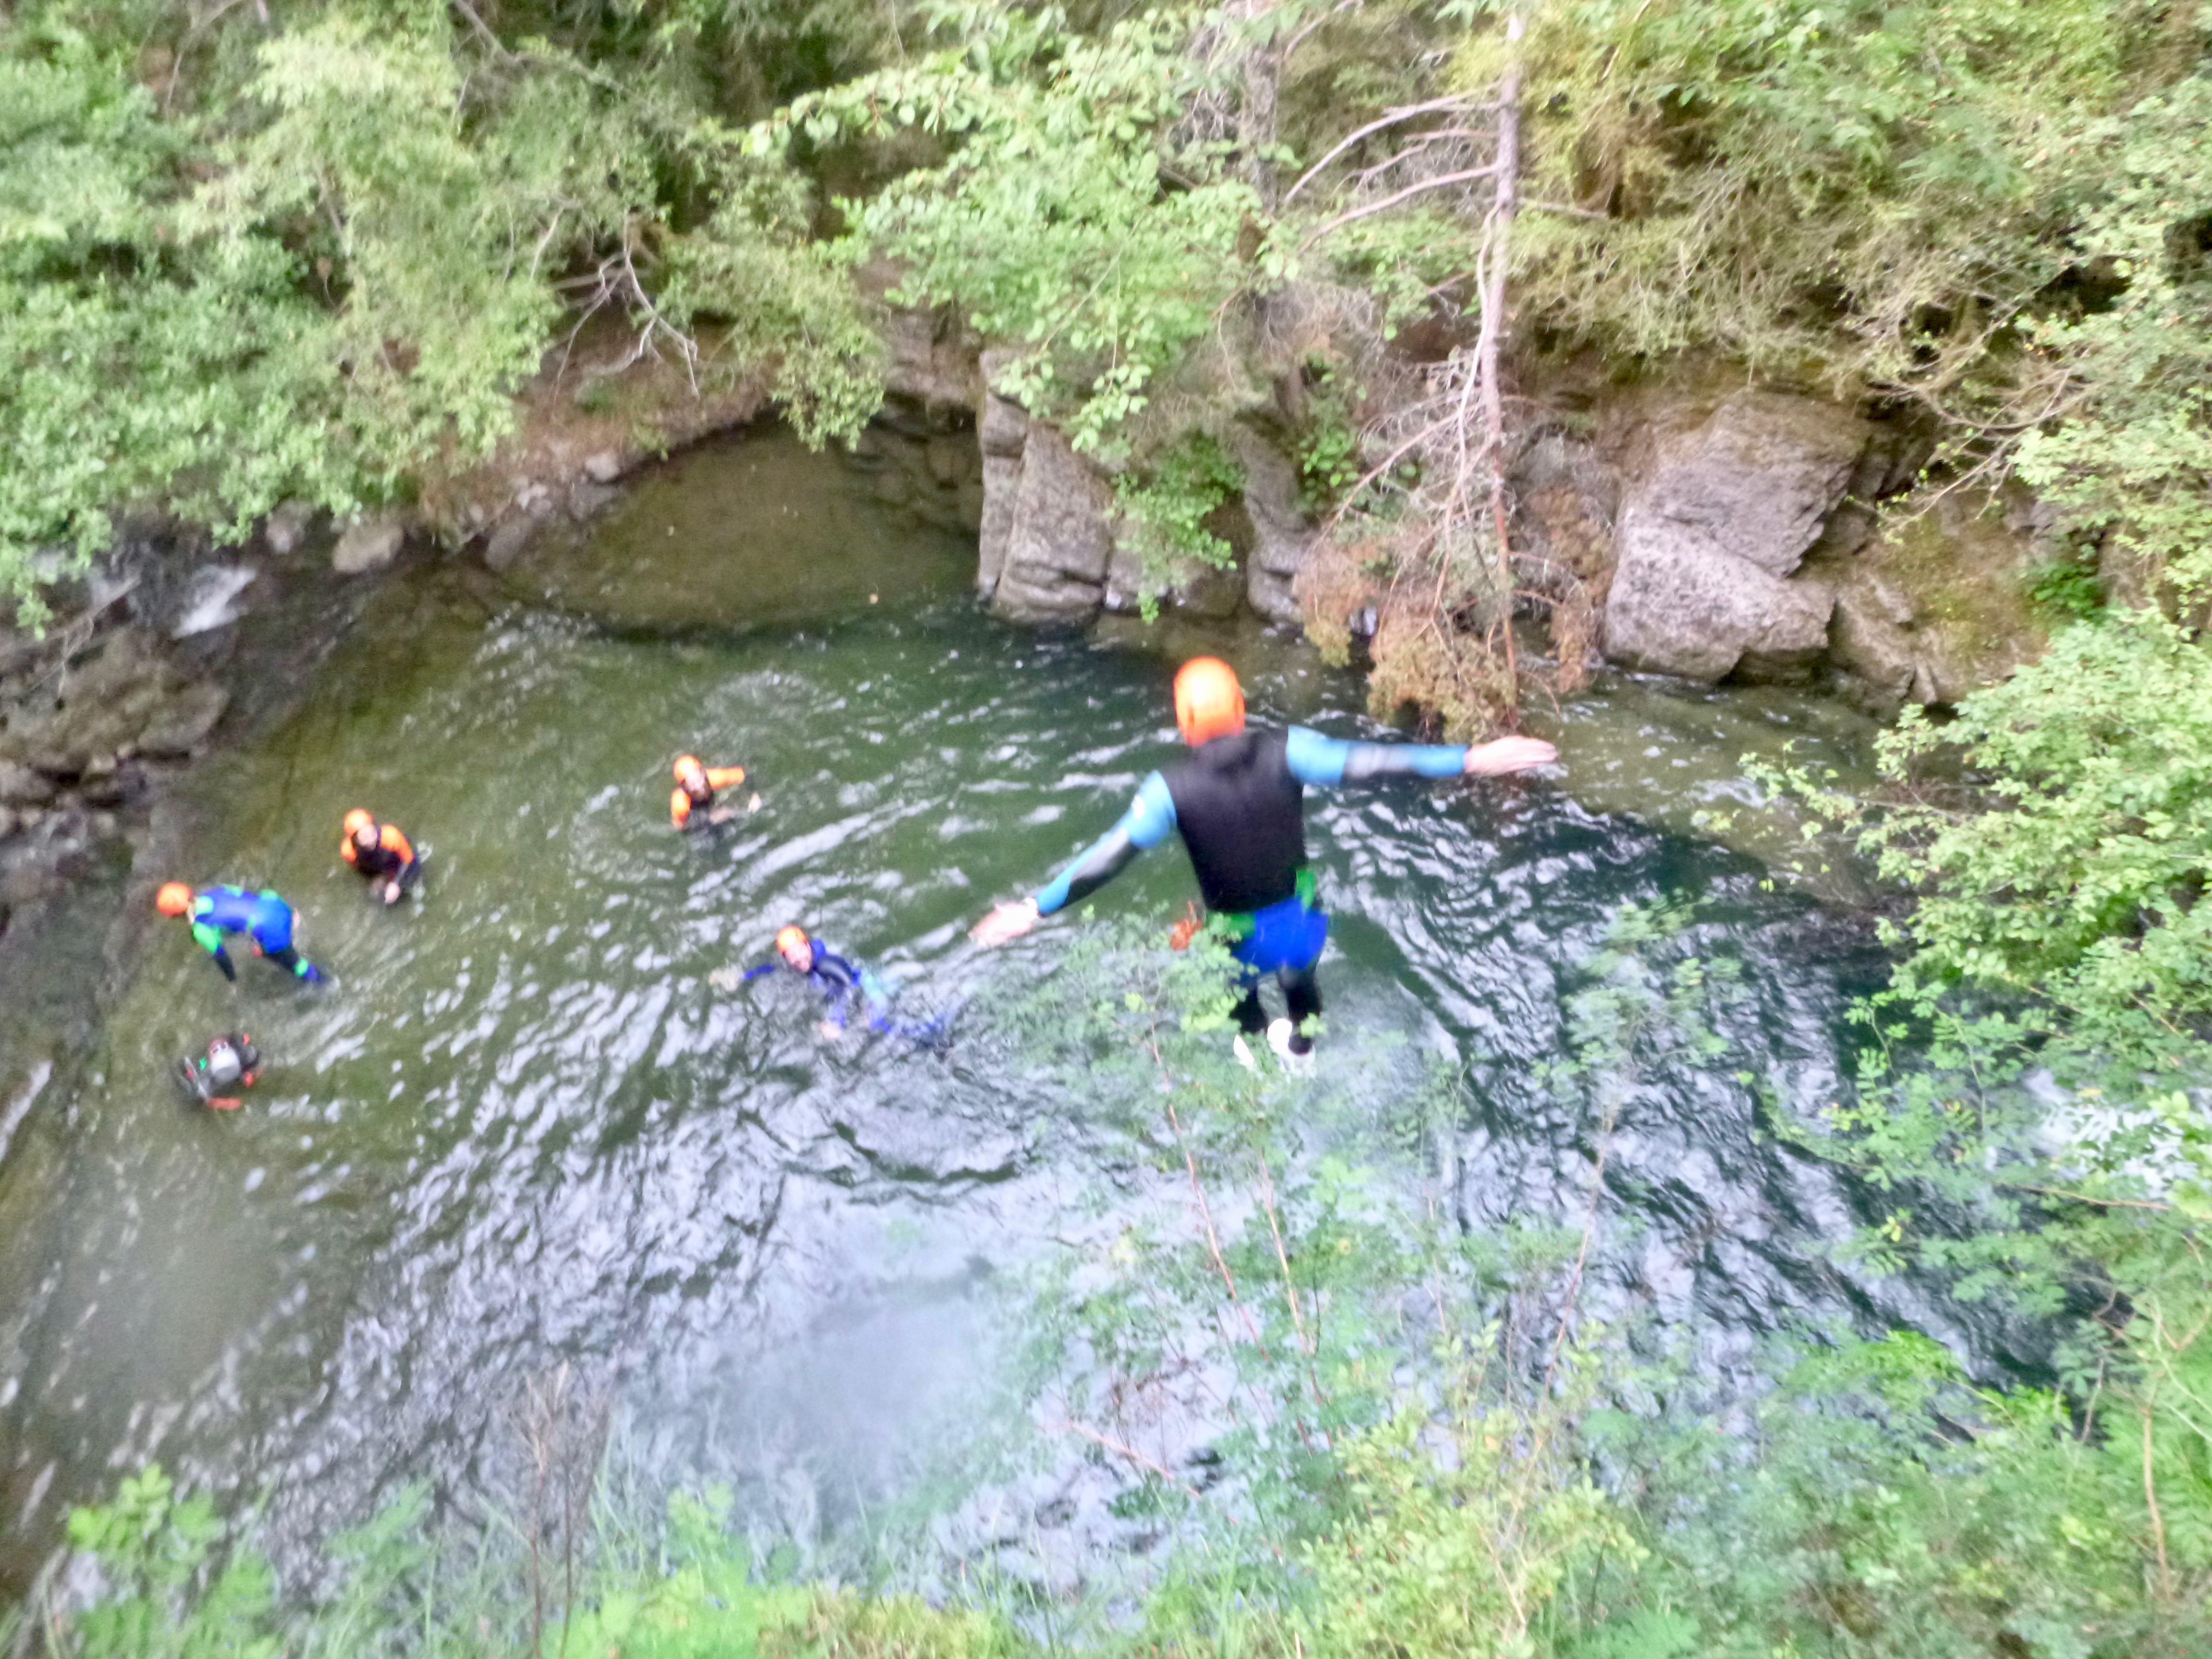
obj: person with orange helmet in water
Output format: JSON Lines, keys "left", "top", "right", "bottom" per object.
{"left": 971, "top": 657, "right": 1557, "bottom": 1063}
{"left": 156, "top": 882, "right": 326, "bottom": 985}
{"left": 340, "top": 809, "right": 421, "bottom": 904}
{"left": 721, "top": 925, "right": 955, "bottom": 1049}
{"left": 670, "top": 755, "right": 748, "bottom": 831}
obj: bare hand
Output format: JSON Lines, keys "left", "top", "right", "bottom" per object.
{"left": 1464, "top": 735, "right": 1559, "bottom": 777}
{"left": 817, "top": 1020, "right": 844, "bottom": 1042}
{"left": 971, "top": 899, "right": 1041, "bottom": 948}
{"left": 380, "top": 881, "right": 402, "bottom": 906}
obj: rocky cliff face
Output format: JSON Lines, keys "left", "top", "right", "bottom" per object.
{"left": 968, "top": 351, "right": 1324, "bottom": 628}
{"left": 1816, "top": 486, "right": 2052, "bottom": 706}
{"left": 961, "top": 357, "right": 2049, "bottom": 711}
{"left": 280, "top": 282, "right": 2062, "bottom": 713}
{"left": 0, "top": 567, "right": 241, "bottom": 878}
{"left": 365, "top": 285, "right": 2056, "bottom": 713}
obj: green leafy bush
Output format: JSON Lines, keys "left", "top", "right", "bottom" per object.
{"left": 1761, "top": 614, "right": 2212, "bottom": 1060}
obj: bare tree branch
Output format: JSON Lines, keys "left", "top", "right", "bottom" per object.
{"left": 1285, "top": 93, "right": 1500, "bottom": 205}
{"left": 1298, "top": 165, "right": 1505, "bottom": 252}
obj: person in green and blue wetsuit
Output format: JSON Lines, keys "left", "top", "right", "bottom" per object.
{"left": 156, "top": 882, "right": 326, "bottom": 985}
{"left": 970, "top": 657, "right": 1557, "bottom": 1063}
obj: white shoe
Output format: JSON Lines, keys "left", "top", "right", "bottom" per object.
{"left": 1233, "top": 1034, "right": 1258, "bottom": 1073}
{"left": 1267, "top": 1019, "right": 1316, "bottom": 1075}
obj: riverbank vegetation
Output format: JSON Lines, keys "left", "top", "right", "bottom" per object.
{"left": 16, "top": 1, "right": 2212, "bottom": 1654}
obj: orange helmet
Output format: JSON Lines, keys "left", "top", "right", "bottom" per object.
{"left": 1173, "top": 657, "right": 1245, "bottom": 746}
{"left": 775, "top": 925, "right": 810, "bottom": 957}
{"left": 343, "top": 808, "right": 374, "bottom": 837}
{"left": 673, "top": 754, "right": 705, "bottom": 784}
{"left": 156, "top": 882, "right": 195, "bottom": 917}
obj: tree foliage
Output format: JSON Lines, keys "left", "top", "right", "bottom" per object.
{"left": 0, "top": 0, "right": 890, "bottom": 620}
{"left": 1510, "top": 0, "right": 2135, "bottom": 404}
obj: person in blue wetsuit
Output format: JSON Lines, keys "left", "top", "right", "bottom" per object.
{"left": 727, "top": 926, "right": 954, "bottom": 1050}
{"left": 970, "top": 657, "right": 1557, "bottom": 1061}
{"left": 156, "top": 882, "right": 326, "bottom": 985}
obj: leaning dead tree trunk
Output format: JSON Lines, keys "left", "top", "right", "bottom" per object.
{"left": 1290, "top": 10, "right": 1581, "bottom": 738}
{"left": 1478, "top": 10, "right": 1525, "bottom": 708}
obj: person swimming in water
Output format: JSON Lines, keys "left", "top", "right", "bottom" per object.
{"left": 173, "top": 1031, "right": 262, "bottom": 1109}
{"left": 670, "top": 755, "right": 748, "bottom": 831}
{"left": 970, "top": 657, "right": 1557, "bottom": 1064}
{"left": 341, "top": 809, "right": 421, "bottom": 904}
{"left": 156, "top": 883, "right": 327, "bottom": 985}
{"left": 721, "top": 925, "right": 954, "bottom": 1049}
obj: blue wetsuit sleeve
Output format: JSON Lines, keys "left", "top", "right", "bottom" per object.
{"left": 1032, "top": 773, "right": 1177, "bottom": 916}
{"left": 1285, "top": 725, "right": 1467, "bottom": 786}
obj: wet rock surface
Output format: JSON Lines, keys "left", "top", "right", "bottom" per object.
{"left": 990, "top": 424, "right": 1124, "bottom": 623}
{"left": 0, "top": 624, "right": 218, "bottom": 848}
{"left": 1234, "top": 427, "right": 1322, "bottom": 627}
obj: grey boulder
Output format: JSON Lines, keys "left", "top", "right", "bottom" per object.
{"left": 332, "top": 515, "right": 407, "bottom": 575}
{"left": 987, "top": 425, "right": 1120, "bottom": 624}
{"left": 1605, "top": 391, "right": 1868, "bottom": 680}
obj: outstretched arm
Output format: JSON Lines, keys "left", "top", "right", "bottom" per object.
{"left": 972, "top": 774, "right": 1178, "bottom": 946}
{"left": 1285, "top": 726, "right": 1557, "bottom": 786}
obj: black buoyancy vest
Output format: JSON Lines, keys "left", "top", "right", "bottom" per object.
{"left": 353, "top": 834, "right": 404, "bottom": 879}
{"left": 1163, "top": 729, "right": 1307, "bottom": 915}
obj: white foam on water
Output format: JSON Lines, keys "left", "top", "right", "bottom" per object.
{"left": 172, "top": 564, "right": 260, "bottom": 637}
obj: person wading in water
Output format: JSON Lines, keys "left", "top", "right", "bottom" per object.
{"left": 156, "top": 883, "right": 328, "bottom": 985}
{"left": 669, "top": 755, "right": 748, "bottom": 831}
{"left": 340, "top": 810, "right": 422, "bottom": 904}
{"left": 970, "top": 657, "right": 1556, "bottom": 1064}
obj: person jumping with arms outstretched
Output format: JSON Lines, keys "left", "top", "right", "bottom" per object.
{"left": 970, "top": 658, "right": 1556, "bottom": 1063}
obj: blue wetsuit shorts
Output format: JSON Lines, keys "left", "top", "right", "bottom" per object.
{"left": 1228, "top": 892, "right": 1328, "bottom": 981}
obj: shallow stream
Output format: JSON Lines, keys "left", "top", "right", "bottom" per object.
{"left": 0, "top": 428, "right": 2012, "bottom": 1595}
